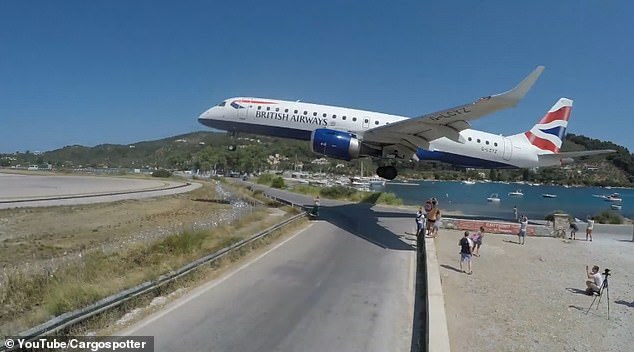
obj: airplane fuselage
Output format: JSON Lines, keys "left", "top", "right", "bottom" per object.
{"left": 198, "top": 97, "right": 543, "bottom": 169}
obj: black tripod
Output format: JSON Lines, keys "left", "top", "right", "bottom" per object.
{"left": 585, "top": 268, "right": 610, "bottom": 319}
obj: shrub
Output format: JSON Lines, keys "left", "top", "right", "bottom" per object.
{"left": 271, "top": 177, "right": 285, "bottom": 189}
{"left": 151, "top": 169, "right": 172, "bottom": 178}
{"left": 257, "top": 173, "right": 275, "bottom": 185}
{"left": 376, "top": 192, "right": 403, "bottom": 205}
{"left": 593, "top": 210, "right": 624, "bottom": 224}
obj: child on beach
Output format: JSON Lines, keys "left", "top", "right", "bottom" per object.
{"left": 518, "top": 215, "right": 528, "bottom": 245}
{"left": 459, "top": 231, "right": 473, "bottom": 274}
{"left": 472, "top": 226, "right": 484, "bottom": 256}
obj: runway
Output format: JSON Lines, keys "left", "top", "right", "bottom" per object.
{"left": 0, "top": 172, "right": 200, "bottom": 209}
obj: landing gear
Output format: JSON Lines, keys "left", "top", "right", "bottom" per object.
{"left": 228, "top": 131, "right": 238, "bottom": 151}
{"left": 376, "top": 165, "right": 397, "bottom": 180}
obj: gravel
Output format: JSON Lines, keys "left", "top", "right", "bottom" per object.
{"left": 434, "top": 228, "right": 634, "bottom": 352}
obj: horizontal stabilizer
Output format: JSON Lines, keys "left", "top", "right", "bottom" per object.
{"left": 538, "top": 150, "right": 616, "bottom": 165}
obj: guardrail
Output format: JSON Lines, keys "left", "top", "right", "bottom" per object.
{"left": 2, "top": 210, "right": 307, "bottom": 350}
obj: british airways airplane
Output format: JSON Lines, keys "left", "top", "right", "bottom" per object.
{"left": 198, "top": 66, "right": 614, "bottom": 180}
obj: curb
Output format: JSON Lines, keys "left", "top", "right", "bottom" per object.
{"left": 425, "top": 237, "right": 451, "bottom": 352}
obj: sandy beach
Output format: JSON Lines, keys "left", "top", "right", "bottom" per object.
{"left": 434, "top": 227, "right": 634, "bottom": 351}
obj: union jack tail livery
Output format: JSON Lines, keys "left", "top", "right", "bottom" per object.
{"left": 524, "top": 98, "right": 572, "bottom": 154}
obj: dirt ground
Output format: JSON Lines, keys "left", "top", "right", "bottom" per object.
{"left": 434, "top": 229, "right": 634, "bottom": 352}
{"left": 0, "top": 181, "right": 237, "bottom": 271}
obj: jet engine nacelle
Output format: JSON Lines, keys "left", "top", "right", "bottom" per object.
{"left": 310, "top": 129, "right": 361, "bottom": 161}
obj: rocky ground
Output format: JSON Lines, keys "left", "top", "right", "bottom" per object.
{"left": 434, "top": 228, "right": 634, "bottom": 352}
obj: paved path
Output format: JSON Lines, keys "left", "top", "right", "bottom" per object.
{"left": 122, "top": 189, "right": 418, "bottom": 352}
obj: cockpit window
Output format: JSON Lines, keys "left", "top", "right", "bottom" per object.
{"left": 217, "top": 101, "right": 226, "bottom": 107}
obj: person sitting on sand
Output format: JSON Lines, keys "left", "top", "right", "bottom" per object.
{"left": 585, "top": 265, "right": 603, "bottom": 295}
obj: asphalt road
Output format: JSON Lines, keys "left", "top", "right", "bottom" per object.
{"left": 123, "top": 184, "right": 418, "bottom": 352}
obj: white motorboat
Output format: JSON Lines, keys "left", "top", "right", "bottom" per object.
{"left": 542, "top": 193, "right": 557, "bottom": 198}
{"left": 604, "top": 193, "right": 623, "bottom": 203}
{"left": 487, "top": 193, "right": 501, "bottom": 202}
{"left": 462, "top": 180, "right": 476, "bottom": 185}
{"left": 508, "top": 189, "right": 524, "bottom": 197}
{"left": 610, "top": 204, "right": 622, "bottom": 210}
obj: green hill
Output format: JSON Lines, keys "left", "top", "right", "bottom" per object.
{"left": 2, "top": 132, "right": 633, "bottom": 186}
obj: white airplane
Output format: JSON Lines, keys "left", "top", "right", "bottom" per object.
{"left": 198, "top": 66, "right": 614, "bottom": 180}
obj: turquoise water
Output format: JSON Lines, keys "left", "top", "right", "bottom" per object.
{"left": 384, "top": 181, "right": 633, "bottom": 220}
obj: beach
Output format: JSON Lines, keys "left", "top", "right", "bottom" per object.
{"left": 434, "top": 227, "right": 634, "bottom": 351}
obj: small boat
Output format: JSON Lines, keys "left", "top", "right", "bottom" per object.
{"left": 604, "top": 193, "right": 623, "bottom": 202}
{"left": 462, "top": 180, "right": 476, "bottom": 185}
{"left": 542, "top": 193, "right": 557, "bottom": 198}
{"left": 487, "top": 193, "right": 501, "bottom": 202}
{"left": 508, "top": 189, "right": 524, "bottom": 197}
{"left": 610, "top": 204, "right": 622, "bottom": 210}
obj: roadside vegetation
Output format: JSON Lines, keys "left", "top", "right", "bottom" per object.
{"left": 0, "top": 181, "right": 301, "bottom": 336}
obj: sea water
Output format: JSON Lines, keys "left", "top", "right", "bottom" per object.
{"left": 384, "top": 181, "right": 632, "bottom": 220}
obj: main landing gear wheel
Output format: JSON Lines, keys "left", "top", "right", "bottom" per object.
{"left": 376, "top": 166, "right": 397, "bottom": 180}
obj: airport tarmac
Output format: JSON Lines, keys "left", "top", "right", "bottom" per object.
{"left": 0, "top": 172, "right": 200, "bottom": 209}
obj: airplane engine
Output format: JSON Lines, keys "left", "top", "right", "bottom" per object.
{"left": 310, "top": 129, "right": 361, "bottom": 161}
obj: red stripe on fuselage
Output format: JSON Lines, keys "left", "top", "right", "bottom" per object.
{"left": 236, "top": 99, "right": 277, "bottom": 104}
{"left": 524, "top": 131, "right": 559, "bottom": 153}
{"left": 538, "top": 106, "right": 571, "bottom": 124}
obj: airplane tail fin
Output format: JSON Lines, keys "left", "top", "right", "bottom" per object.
{"left": 523, "top": 98, "right": 573, "bottom": 154}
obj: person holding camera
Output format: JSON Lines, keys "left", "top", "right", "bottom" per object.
{"left": 585, "top": 265, "right": 603, "bottom": 295}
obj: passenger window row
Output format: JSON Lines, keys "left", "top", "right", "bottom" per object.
{"left": 466, "top": 136, "right": 498, "bottom": 147}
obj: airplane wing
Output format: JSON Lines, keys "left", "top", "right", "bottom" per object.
{"left": 362, "top": 66, "right": 545, "bottom": 155}
{"left": 538, "top": 150, "right": 616, "bottom": 164}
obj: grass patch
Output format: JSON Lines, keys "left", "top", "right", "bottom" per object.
{"left": 288, "top": 184, "right": 403, "bottom": 206}
{"left": 0, "top": 208, "right": 282, "bottom": 336}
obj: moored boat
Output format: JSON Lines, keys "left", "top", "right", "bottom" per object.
{"left": 508, "top": 189, "right": 524, "bottom": 197}
{"left": 542, "top": 193, "right": 557, "bottom": 198}
{"left": 604, "top": 193, "right": 623, "bottom": 202}
{"left": 487, "top": 193, "right": 501, "bottom": 202}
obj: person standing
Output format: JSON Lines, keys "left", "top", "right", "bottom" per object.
{"left": 415, "top": 207, "right": 425, "bottom": 237}
{"left": 513, "top": 205, "right": 518, "bottom": 221}
{"left": 313, "top": 196, "right": 320, "bottom": 216}
{"left": 472, "top": 226, "right": 484, "bottom": 256}
{"left": 426, "top": 199, "right": 441, "bottom": 238}
{"left": 586, "top": 216, "right": 595, "bottom": 242}
{"left": 518, "top": 215, "right": 528, "bottom": 245}
{"left": 569, "top": 219, "right": 579, "bottom": 240}
{"left": 459, "top": 231, "right": 473, "bottom": 274}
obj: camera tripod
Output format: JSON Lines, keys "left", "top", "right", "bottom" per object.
{"left": 585, "top": 269, "right": 610, "bottom": 319}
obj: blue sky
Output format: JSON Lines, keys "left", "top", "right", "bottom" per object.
{"left": 1, "top": 0, "right": 632, "bottom": 153}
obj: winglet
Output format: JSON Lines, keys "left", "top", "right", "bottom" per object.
{"left": 495, "top": 66, "right": 545, "bottom": 104}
